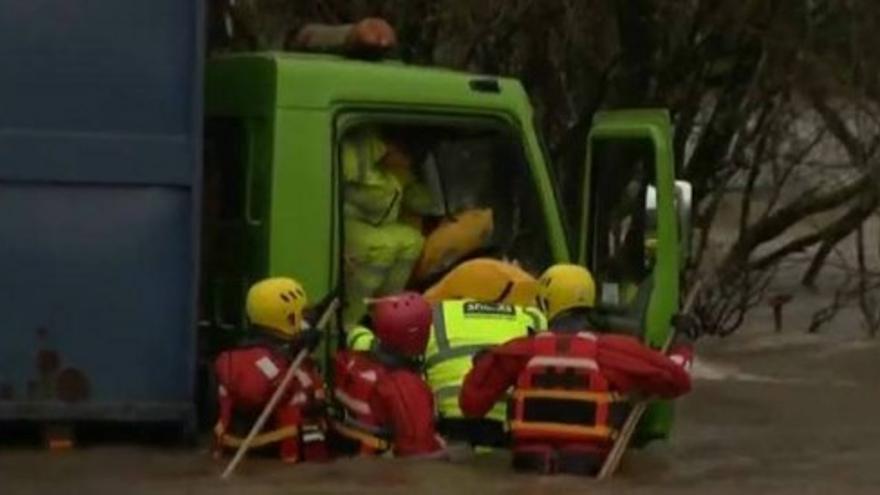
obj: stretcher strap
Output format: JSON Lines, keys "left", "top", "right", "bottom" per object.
{"left": 509, "top": 420, "right": 616, "bottom": 440}
{"left": 513, "top": 389, "right": 625, "bottom": 403}
{"left": 510, "top": 390, "right": 629, "bottom": 441}
{"left": 219, "top": 425, "right": 298, "bottom": 448}
{"left": 331, "top": 420, "right": 391, "bottom": 451}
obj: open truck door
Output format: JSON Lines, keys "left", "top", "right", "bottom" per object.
{"left": 576, "top": 109, "right": 693, "bottom": 443}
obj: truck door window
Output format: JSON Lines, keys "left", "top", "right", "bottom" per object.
{"left": 338, "top": 120, "right": 554, "bottom": 311}
{"left": 427, "top": 130, "right": 553, "bottom": 275}
{"left": 588, "top": 138, "right": 656, "bottom": 309}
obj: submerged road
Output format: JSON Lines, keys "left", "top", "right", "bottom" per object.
{"left": 2, "top": 331, "right": 879, "bottom": 495}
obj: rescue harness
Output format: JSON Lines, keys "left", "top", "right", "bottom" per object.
{"left": 508, "top": 333, "right": 631, "bottom": 443}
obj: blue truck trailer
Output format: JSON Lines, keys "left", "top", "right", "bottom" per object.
{"left": 0, "top": 1, "right": 204, "bottom": 433}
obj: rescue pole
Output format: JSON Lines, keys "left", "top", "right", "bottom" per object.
{"left": 597, "top": 276, "right": 705, "bottom": 480}
{"left": 221, "top": 297, "right": 340, "bottom": 480}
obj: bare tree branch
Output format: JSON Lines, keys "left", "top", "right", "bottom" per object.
{"left": 750, "top": 192, "right": 878, "bottom": 272}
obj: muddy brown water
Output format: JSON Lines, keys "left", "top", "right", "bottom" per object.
{"left": 1, "top": 330, "right": 878, "bottom": 495}
{"left": 3, "top": 210, "right": 879, "bottom": 494}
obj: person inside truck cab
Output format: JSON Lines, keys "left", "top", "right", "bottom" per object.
{"left": 340, "top": 126, "right": 439, "bottom": 326}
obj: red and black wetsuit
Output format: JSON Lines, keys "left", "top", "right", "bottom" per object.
{"left": 213, "top": 334, "right": 328, "bottom": 463}
{"left": 459, "top": 321, "right": 691, "bottom": 475}
{"left": 331, "top": 345, "right": 445, "bottom": 457}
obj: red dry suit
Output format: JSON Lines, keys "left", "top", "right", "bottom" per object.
{"left": 331, "top": 348, "right": 445, "bottom": 457}
{"left": 213, "top": 342, "right": 328, "bottom": 463}
{"left": 459, "top": 331, "right": 692, "bottom": 475}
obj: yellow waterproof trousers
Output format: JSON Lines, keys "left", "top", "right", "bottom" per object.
{"left": 343, "top": 218, "right": 424, "bottom": 325}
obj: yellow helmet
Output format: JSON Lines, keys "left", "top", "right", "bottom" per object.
{"left": 423, "top": 258, "right": 538, "bottom": 307}
{"left": 536, "top": 264, "right": 596, "bottom": 321}
{"left": 245, "top": 277, "right": 308, "bottom": 340}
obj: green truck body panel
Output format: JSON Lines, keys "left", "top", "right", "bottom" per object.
{"left": 204, "top": 53, "right": 682, "bottom": 441}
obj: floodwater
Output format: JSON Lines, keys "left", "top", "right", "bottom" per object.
{"left": 2, "top": 326, "right": 878, "bottom": 495}
{"left": 2, "top": 212, "right": 879, "bottom": 494}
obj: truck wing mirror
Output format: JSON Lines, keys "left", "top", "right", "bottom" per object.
{"left": 644, "top": 184, "right": 659, "bottom": 269}
{"left": 674, "top": 180, "right": 693, "bottom": 266}
{"left": 643, "top": 180, "right": 693, "bottom": 268}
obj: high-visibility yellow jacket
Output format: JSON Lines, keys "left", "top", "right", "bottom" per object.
{"left": 347, "top": 300, "right": 547, "bottom": 423}
{"left": 341, "top": 128, "right": 404, "bottom": 226}
{"left": 341, "top": 127, "right": 436, "bottom": 227}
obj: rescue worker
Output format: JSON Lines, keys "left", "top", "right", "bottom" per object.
{"left": 331, "top": 292, "right": 446, "bottom": 458}
{"left": 212, "top": 277, "right": 328, "bottom": 463}
{"left": 341, "top": 126, "right": 437, "bottom": 325}
{"left": 348, "top": 258, "right": 547, "bottom": 448}
{"left": 459, "top": 264, "right": 693, "bottom": 476}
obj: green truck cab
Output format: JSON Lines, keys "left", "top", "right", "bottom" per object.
{"left": 201, "top": 52, "right": 693, "bottom": 442}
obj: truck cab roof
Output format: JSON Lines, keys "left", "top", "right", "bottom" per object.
{"left": 205, "top": 52, "right": 533, "bottom": 118}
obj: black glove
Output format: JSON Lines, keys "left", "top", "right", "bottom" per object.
{"left": 302, "top": 289, "right": 341, "bottom": 326}
{"left": 671, "top": 313, "right": 701, "bottom": 340}
{"left": 292, "top": 329, "right": 323, "bottom": 355}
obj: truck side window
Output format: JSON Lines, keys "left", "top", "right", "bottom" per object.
{"left": 588, "top": 138, "right": 656, "bottom": 309}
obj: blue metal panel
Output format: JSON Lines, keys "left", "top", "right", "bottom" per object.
{"left": 0, "top": 186, "right": 192, "bottom": 409}
{"left": 0, "top": 1, "right": 195, "bottom": 135}
{"left": 0, "top": 0, "right": 203, "bottom": 424}
{"left": 0, "top": 132, "right": 193, "bottom": 185}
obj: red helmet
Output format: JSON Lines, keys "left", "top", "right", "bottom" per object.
{"left": 370, "top": 292, "right": 433, "bottom": 357}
